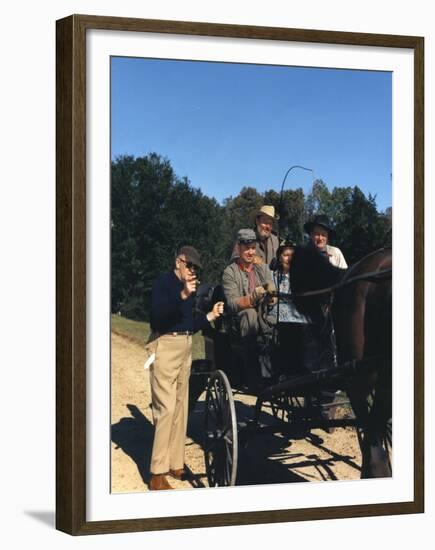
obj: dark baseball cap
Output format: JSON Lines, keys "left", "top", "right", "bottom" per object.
{"left": 176, "top": 245, "right": 202, "bottom": 269}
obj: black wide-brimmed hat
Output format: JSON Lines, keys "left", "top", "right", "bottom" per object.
{"left": 303, "top": 215, "right": 336, "bottom": 239}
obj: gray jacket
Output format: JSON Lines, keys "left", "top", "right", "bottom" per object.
{"left": 222, "top": 262, "right": 273, "bottom": 314}
{"left": 255, "top": 231, "right": 279, "bottom": 266}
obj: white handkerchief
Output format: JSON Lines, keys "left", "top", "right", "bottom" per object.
{"left": 144, "top": 353, "right": 155, "bottom": 370}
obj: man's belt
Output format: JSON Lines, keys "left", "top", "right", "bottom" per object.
{"left": 163, "top": 331, "right": 194, "bottom": 336}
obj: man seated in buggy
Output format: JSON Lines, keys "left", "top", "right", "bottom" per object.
{"left": 222, "top": 228, "right": 277, "bottom": 390}
{"left": 295, "top": 215, "right": 349, "bottom": 372}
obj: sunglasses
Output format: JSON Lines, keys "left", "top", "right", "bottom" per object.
{"left": 178, "top": 258, "right": 200, "bottom": 271}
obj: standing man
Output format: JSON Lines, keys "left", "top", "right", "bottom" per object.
{"left": 304, "top": 214, "right": 348, "bottom": 269}
{"left": 148, "top": 245, "right": 224, "bottom": 490}
{"left": 223, "top": 229, "right": 275, "bottom": 387}
{"left": 230, "top": 205, "right": 280, "bottom": 268}
{"left": 303, "top": 215, "right": 347, "bottom": 415}
{"left": 252, "top": 205, "right": 280, "bottom": 267}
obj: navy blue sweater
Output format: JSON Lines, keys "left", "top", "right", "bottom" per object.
{"left": 150, "top": 271, "right": 209, "bottom": 334}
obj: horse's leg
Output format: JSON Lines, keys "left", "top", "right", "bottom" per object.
{"left": 338, "top": 287, "right": 374, "bottom": 477}
{"left": 365, "top": 360, "right": 392, "bottom": 477}
{"left": 355, "top": 425, "right": 372, "bottom": 479}
{"left": 363, "top": 427, "right": 391, "bottom": 478}
{"left": 349, "top": 366, "right": 392, "bottom": 478}
{"left": 346, "top": 383, "right": 372, "bottom": 478}
{"left": 361, "top": 283, "right": 392, "bottom": 479}
{"left": 353, "top": 411, "right": 390, "bottom": 478}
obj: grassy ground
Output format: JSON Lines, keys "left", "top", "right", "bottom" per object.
{"left": 111, "top": 314, "right": 205, "bottom": 360}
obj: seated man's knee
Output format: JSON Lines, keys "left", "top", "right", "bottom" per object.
{"left": 238, "top": 308, "right": 258, "bottom": 338}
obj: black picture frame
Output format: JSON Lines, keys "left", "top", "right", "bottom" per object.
{"left": 56, "top": 14, "right": 424, "bottom": 535}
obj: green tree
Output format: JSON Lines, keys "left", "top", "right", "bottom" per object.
{"left": 305, "top": 179, "right": 354, "bottom": 227}
{"left": 263, "top": 188, "right": 305, "bottom": 243}
{"left": 328, "top": 186, "right": 354, "bottom": 226}
{"left": 334, "top": 187, "right": 391, "bottom": 264}
{"left": 162, "top": 179, "right": 225, "bottom": 282}
{"left": 111, "top": 154, "right": 176, "bottom": 318}
{"left": 222, "top": 187, "right": 263, "bottom": 249}
{"left": 111, "top": 153, "right": 226, "bottom": 319}
{"left": 305, "top": 179, "right": 332, "bottom": 220}
{"left": 112, "top": 154, "right": 392, "bottom": 319}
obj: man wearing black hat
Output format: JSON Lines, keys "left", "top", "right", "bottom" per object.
{"left": 304, "top": 214, "right": 348, "bottom": 269}
{"left": 303, "top": 216, "right": 347, "bottom": 418}
{"left": 148, "top": 245, "right": 224, "bottom": 490}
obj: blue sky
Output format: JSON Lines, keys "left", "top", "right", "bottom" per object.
{"left": 111, "top": 57, "right": 392, "bottom": 211}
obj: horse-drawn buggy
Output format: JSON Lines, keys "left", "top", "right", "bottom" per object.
{"left": 189, "top": 246, "right": 392, "bottom": 487}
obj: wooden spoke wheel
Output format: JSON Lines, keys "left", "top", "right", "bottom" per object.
{"left": 204, "top": 370, "right": 238, "bottom": 487}
{"left": 267, "top": 393, "right": 305, "bottom": 423}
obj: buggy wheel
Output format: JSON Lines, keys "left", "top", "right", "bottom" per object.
{"left": 189, "top": 359, "right": 212, "bottom": 414}
{"left": 267, "top": 394, "right": 305, "bottom": 423}
{"left": 204, "top": 370, "right": 238, "bottom": 487}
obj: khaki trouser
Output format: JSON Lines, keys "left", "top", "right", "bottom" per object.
{"left": 149, "top": 334, "right": 192, "bottom": 475}
{"left": 144, "top": 331, "right": 159, "bottom": 362}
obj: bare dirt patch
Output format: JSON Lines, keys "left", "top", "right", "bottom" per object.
{"left": 111, "top": 332, "right": 362, "bottom": 492}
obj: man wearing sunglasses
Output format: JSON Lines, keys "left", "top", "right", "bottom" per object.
{"left": 148, "top": 245, "right": 224, "bottom": 490}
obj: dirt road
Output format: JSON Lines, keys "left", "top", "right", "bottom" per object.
{"left": 111, "top": 332, "right": 362, "bottom": 492}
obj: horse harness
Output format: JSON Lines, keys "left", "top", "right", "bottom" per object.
{"left": 295, "top": 266, "right": 393, "bottom": 372}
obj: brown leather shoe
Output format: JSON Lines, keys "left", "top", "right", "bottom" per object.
{"left": 169, "top": 468, "right": 186, "bottom": 481}
{"left": 149, "top": 474, "right": 173, "bottom": 490}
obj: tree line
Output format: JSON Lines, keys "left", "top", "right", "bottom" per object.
{"left": 112, "top": 153, "right": 391, "bottom": 320}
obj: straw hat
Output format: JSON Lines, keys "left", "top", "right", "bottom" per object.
{"left": 251, "top": 205, "right": 280, "bottom": 222}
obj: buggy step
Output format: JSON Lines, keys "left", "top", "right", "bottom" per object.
{"left": 257, "top": 358, "right": 389, "bottom": 399}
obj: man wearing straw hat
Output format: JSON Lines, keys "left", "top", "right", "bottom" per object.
{"left": 231, "top": 205, "right": 280, "bottom": 268}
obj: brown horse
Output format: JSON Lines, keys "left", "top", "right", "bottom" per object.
{"left": 290, "top": 246, "right": 392, "bottom": 478}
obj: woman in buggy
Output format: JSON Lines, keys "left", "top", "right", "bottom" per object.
{"left": 259, "top": 238, "right": 312, "bottom": 382}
